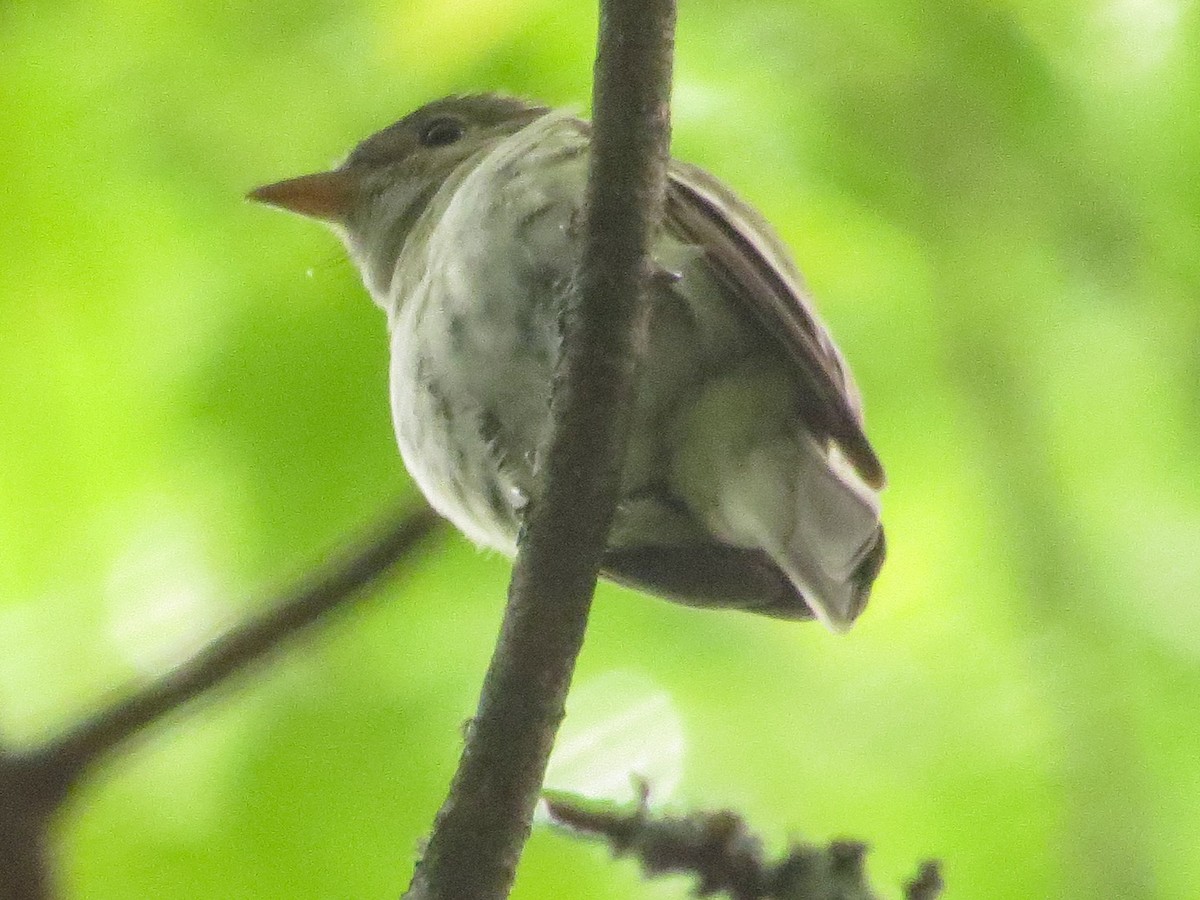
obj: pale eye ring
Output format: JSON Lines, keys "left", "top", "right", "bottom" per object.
{"left": 419, "top": 116, "right": 466, "bottom": 147}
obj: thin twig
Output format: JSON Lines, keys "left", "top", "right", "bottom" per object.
{"left": 35, "top": 504, "right": 441, "bottom": 790}
{"left": 546, "top": 791, "right": 944, "bottom": 900}
{"left": 402, "top": 1, "right": 677, "bottom": 897}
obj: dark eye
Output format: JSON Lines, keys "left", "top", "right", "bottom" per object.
{"left": 419, "top": 116, "right": 466, "bottom": 147}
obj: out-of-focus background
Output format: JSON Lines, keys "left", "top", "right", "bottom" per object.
{"left": 2, "top": 0, "right": 1198, "bottom": 896}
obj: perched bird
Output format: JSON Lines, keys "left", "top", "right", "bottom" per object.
{"left": 250, "top": 94, "right": 885, "bottom": 631}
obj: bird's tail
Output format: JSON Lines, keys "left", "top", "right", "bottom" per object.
{"left": 670, "top": 365, "right": 885, "bottom": 631}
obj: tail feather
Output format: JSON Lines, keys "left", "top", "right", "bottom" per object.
{"left": 715, "top": 436, "right": 882, "bottom": 631}
{"left": 669, "top": 364, "right": 885, "bottom": 631}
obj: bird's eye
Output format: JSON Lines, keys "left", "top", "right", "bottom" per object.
{"left": 419, "top": 117, "right": 467, "bottom": 147}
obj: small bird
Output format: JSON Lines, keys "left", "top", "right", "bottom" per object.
{"left": 250, "top": 94, "right": 885, "bottom": 631}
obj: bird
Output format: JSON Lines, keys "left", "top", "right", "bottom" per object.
{"left": 249, "top": 93, "right": 886, "bottom": 631}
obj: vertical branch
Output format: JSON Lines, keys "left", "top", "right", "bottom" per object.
{"left": 0, "top": 818, "right": 52, "bottom": 900}
{"left": 403, "top": 1, "right": 677, "bottom": 897}
{"left": 0, "top": 749, "right": 61, "bottom": 900}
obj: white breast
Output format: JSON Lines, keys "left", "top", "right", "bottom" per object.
{"left": 388, "top": 114, "right": 587, "bottom": 553}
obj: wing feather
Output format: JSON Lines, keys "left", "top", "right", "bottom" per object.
{"left": 665, "top": 161, "right": 885, "bottom": 489}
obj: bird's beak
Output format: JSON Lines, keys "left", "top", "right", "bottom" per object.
{"left": 246, "top": 170, "right": 356, "bottom": 223}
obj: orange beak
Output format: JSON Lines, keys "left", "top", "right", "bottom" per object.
{"left": 247, "top": 170, "right": 356, "bottom": 222}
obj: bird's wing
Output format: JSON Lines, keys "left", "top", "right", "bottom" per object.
{"left": 664, "top": 160, "right": 885, "bottom": 489}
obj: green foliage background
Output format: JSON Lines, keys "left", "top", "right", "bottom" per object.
{"left": 2, "top": 0, "right": 1198, "bottom": 896}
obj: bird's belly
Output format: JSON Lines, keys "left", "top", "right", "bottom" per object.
{"left": 389, "top": 277, "right": 559, "bottom": 554}
{"left": 388, "top": 234, "right": 760, "bottom": 557}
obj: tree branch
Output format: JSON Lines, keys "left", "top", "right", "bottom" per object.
{"left": 1, "top": 504, "right": 440, "bottom": 897}
{"left": 0, "top": 743, "right": 56, "bottom": 900}
{"left": 546, "top": 792, "right": 945, "bottom": 900}
{"left": 402, "top": 1, "right": 677, "bottom": 897}
{"left": 33, "top": 504, "right": 441, "bottom": 794}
